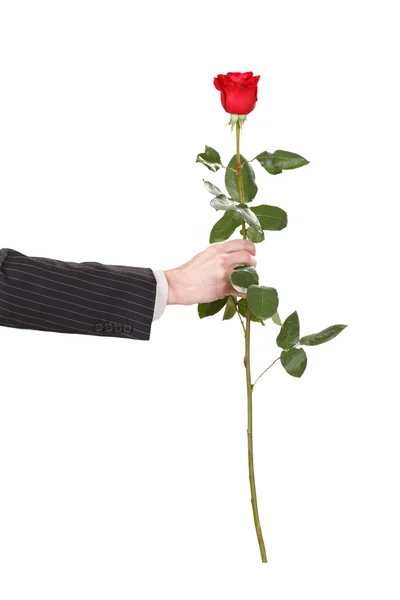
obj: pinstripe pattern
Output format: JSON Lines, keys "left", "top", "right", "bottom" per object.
{"left": 0, "top": 248, "right": 157, "bottom": 341}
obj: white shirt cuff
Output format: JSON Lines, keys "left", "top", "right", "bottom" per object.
{"left": 151, "top": 269, "right": 168, "bottom": 321}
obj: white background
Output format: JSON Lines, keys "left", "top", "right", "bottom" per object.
{"left": 0, "top": 0, "right": 399, "bottom": 597}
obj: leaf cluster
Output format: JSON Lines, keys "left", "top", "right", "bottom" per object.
{"left": 195, "top": 143, "right": 347, "bottom": 377}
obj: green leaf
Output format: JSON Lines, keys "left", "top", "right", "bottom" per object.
{"left": 235, "top": 205, "right": 263, "bottom": 234}
{"left": 237, "top": 298, "right": 266, "bottom": 325}
{"left": 250, "top": 205, "right": 288, "bottom": 231}
{"left": 246, "top": 226, "right": 265, "bottom": 243}
{"left": 255, "top": 150, "right": 309, "bottom": 175}
{"left": 280, "top": 347, "right": 307, "bottom": 378}
{"left": 246, "top": 285, "right": 279, "bottom": 319}
{"left": 237, "top": 299, "right": 247, "bottom": 317}
{"left": 276, "top": 311, "right": 300, "bottom": 350}
{"left": 203, "top": 179, "right": 223, "bottom": 196}
{"left": 209, "top": 211, "right": 242, "bottom": 243}
{"left": 271, "top": 311, "right": 282, "bottom": 326}
{"left": 196, "top": 145, "right": 223, "bottom": 172}
{"left": 299, "top": 324, "right": 347, "bottom": 346}
{"left": 229, "top": 266, "right": 259, "bottom": 294}
{"left": 222, "top": 295, "right": 237, "bottom": 320}
{"left": 210, "top": 194, "right": 237, "bottom": 211}
{"left": 198, "top": 297, "right": 228, "bottom": 319}
{"left": 225, "top": 154, "right": 258, "bottom": 203}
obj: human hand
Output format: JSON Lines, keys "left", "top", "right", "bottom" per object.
{"left": 164, "top": 239, "right": 257, "bottom": 305}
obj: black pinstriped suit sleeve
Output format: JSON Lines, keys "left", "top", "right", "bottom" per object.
{"left": 0, "top": 248, "right": 157, "bottom": 341}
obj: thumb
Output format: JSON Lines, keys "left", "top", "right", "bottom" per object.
{"left": 231, "top": 289, "right": 247, "bottom": 300}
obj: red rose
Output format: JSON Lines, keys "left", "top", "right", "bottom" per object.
{"left": 213, "top": 71, "right": 260, "bottom": 115}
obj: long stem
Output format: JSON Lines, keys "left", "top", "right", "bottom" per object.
{"left": 236, "top": 120, "right": 267, "bottom": 563}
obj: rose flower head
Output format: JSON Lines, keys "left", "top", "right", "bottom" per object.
{"left": 213, "top": 71, "right": 260, "bottom": 116}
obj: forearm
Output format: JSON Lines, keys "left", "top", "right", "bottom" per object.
{"left": 0, "top": 248, "right": 157, "bottom": 340}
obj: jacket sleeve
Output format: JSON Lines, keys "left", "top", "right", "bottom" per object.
{"left": 0, "top": 248, "right": 157, "bottom": 341}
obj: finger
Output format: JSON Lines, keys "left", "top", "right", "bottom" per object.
{"left": 228, "top": 287, "right": 246, "bottom": 299}
{"left": 227, "top": 250, "right": 257, "bottom": 268}
{"left": 215, "top": 239, "right": 256, "bottom": 255}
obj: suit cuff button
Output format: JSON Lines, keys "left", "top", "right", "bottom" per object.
{"left": 104, "top": 322, "right": 113, "bottom": 332}
{"left": 94, "top": 323, "right": 104, "bottom": 332}
{"left": 123, "top": 324, "right": 132, "bottom": 334}
{"left": 114, "top": 323, "right": 123, "bottom": 333}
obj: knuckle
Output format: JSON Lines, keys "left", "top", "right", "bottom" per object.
{"left": 243, "top": 250, "right": 253, "bottom": 263}
{"left": 241, "top": 251, "right": 256, "bottom": 266}
{"left": 249, "top": 252, "right": 257, "bottom": 266}
{"left": 218, "top": 267, "right": 227, "bottom": 280}
{"left": 246, "top": 239, "right": 256, "bottom": 252}
{"left": 217, "top": 253, "right": 227, "bottom": 267}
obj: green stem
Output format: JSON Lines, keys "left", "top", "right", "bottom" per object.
{"left": 241, "top": 158, "right": 255, "bottom": 167}
{"left": 231, "top": 296, "right": 246, "bottom": 337}
{"left": 236, "top": 120, "right": 267, "bottom": 563}
{"left": 252, "top": 342, "right": 301, "bottom": 389}
{"left": 252, "top": 356, "right": 280, "bottom": 388}
{"left": 235, "top": 121, "right": 246, "bottom": 234}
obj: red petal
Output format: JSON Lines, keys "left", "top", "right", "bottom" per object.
{"left": 243, "top": 74, "right": 260, "bottom": 87}
{"left": 226, "top": 72, "right": 244, "bottom": 83}
{"left": 213, "top": 77, "right": 221, "bottom": 91}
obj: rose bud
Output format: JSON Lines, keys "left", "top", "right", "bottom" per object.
{"left": 213, "top": 71, "right": 260, "bottom": 116}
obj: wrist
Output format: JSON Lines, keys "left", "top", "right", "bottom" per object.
{"left": 164, "top": 268, "right": 181, "bottom": 305}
